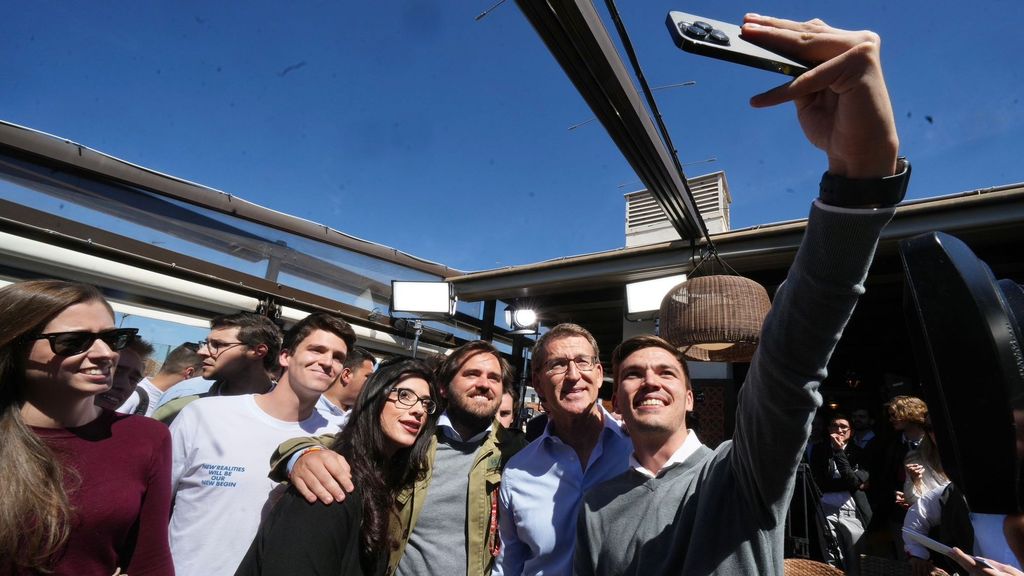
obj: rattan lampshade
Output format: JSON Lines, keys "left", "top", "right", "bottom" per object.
{"left": 783, "top": 559, "right": 845, "bottom": 576}
{"left": 659, "top": 274, "right": 771, "bottom": 362}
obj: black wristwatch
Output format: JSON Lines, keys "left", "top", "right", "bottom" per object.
{"left": 818, "top": 157, "right": 911, "bottom": 209}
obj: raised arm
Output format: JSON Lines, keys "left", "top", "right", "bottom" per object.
{"left": 745, "top": 14, "right": 899, "bottom": 179}
{"left": 730, "top": 14, "right": 903, "bottom": 524}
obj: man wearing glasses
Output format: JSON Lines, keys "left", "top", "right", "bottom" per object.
{"left": 810, "top": 414, "right": 872, "bottom": 573}
{"left": 168, "top": 312, "right": 354, "bottom": 576}
{"left": 153, "top": 311, "right": 281, "bottom": 424}
{"left": 272, "top": 340, "right": 528, "bottom": 576}
{"left": 494, "top": 323, "right": 633, "bottom": 576}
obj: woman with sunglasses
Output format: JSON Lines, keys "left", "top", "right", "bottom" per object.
{"left": 0, "top": 280, "right": 173, "bottom": 575}
{"left": 237, "top": 356, "right": 438, "bottom": 575}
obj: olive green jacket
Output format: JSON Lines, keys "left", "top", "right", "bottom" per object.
{"left": 268, "top": 422, "right": 527, "bottom": 576}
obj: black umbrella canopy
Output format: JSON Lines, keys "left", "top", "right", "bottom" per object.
{"left": 900, "top": 231, "right": 1024, "bottom": 515}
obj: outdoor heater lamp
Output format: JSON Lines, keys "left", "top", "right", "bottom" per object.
{"left": 505, "top": 303, "right": 539, "bottom": 334}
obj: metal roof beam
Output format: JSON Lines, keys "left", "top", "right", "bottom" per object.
{"left": 514, "top": 0, "right": 706, "bottom": 241}
{"left": 0, "top": 121, "right": 461, "bottom": 278}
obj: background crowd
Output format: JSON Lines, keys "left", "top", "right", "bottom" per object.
{"left": 0, "top": 12, "right": 1019, "bottom": 576}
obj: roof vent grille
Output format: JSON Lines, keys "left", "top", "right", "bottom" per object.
{"left": 625, "top": 172, "right": 732, "bottom": 247}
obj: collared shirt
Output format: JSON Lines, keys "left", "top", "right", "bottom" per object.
{"left": 315, "top": 394, "right": 350, "bottom": 429}
{"left": 903, "top": 432, "right": 924, "bottom": 451}
{"left": 153, "top": 376, "right": 216, "bottom": 411}
{"left": 494, "top": 405, "right": 633, "bottom": 576}
{"left": 853, "top": 429, "right": 875, "bottom": 449}
{"left": 437, "top": 411, "right": 492, "bottom": 444}
{"left": 629, "top": 430, "right": 703, "bottom": 478}
{"left": 905, "top": 487, "right": 1022, "bottom": 570}
{"left": 903, "top": 484, "right": 944, "bottom": 559}
{"left": 397, "top": 411, "right": 492, "bottom": 576}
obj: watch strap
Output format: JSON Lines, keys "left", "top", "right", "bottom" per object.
{"left": 819, "top": 157, "right": 911, "bottom": 209}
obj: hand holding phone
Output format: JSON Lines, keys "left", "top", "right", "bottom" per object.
{"left": 669, "top": 12, "right": 899, "bottom": 179}
{"left": 665, "top": 11, "right": 809, "bottom": 76}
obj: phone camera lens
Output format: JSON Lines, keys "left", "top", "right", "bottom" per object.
{"left": 692, "top": 21, "right": 713, "bottom": 33}
{"left": 683, "top": 24, "right": 709, "bottom": 40}
{"left": 707, "top": 29, "right": 730, "bottom": 45}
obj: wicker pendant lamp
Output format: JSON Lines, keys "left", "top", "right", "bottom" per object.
{"left": 660, "top": 273, "right": 771, "bottom": 362}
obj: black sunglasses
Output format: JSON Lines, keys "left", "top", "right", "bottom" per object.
{"left": 29, "top": 328, "right": 139, "bottom": 356}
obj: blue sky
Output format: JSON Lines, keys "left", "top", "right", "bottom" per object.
{"left": 5, "top": 1, "right": 1022, "bottom": 273}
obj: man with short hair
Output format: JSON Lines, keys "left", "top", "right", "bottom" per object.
{"left": 851, "top": 407, "right": 877, "bottom": 450}
{"left": 274, "top": 340, "right": 528, "bottom": 576}
{"left": 494, "top": 323, "right": 633, "bottom": 575}
{"left": 318, "top": 345, "right": 375, "bottom": 427}
{"left": 97, "top": 336, "right": 154, "bottom": 411}
{"left": 573, "top": 15, "right": 907, "bottom": 575}
{"left": 154, "top": 312, "right": 281, "bottom": 424}
{"left": 497, "top": 391, "right": 516, "bottom": 429}
{"left": 116, "top": 343, "right": 203, "bottom": 417}
{"left": 810, "top": 413, "right": 872, "bottom": 573}
{"left": 168, "top": 312, "right": 354, "bottom": 576}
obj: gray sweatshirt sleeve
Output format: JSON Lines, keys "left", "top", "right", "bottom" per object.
{"left": 730, "top": 201, "right": 895, "bottom": 526}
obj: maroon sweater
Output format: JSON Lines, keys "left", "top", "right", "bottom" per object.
{"left": 28, "top": 410, "right": 173, "bottom": 575}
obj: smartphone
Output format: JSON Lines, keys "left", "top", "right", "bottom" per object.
{"left": 665, "top": 12, "right": 810, "bottom": 77}
{"left": 902, "top": 528, "right": 995, "bottom": 570}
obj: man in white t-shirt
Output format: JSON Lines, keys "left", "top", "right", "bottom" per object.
{"left": 169, "top": 312, "right": 355, "bottom": 576}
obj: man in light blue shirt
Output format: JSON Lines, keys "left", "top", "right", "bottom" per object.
{"left": 153, "top": 374, "right": 214, "bottom": 409}
{"left": 494, "top": 323, "right": 634, "bottom": 576}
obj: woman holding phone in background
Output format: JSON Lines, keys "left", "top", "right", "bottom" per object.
{"left": 0, "top": 280, "right": 173, "bottom": 575}
{"left": 237, "top": 356, "right": 438, "bottom": 576}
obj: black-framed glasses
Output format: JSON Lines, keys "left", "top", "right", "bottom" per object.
{"left": 387, "top": 387, "right": 437, "bottom": 415}
{"left": 30, "top": 328, "right": 139, "bottom": 356}
{"left": 198, "top": 339, "right": 246, "bottom": 356}
{"left": 543, "top": 355, "right": 598, "bottom": 375}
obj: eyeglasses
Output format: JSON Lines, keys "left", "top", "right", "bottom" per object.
{"left": 30, "top": 328, "right": 139, "bottom": 356}
{"left": 829, "top": 424, "right": 851, "bottom": 431}
{"left": 387, "top": 387, "right": 437, "bottom": 415}
{"left": 543, "top": 355, "right": 598, "bottom": 375}
{"left": 198, "top": 339, "right": 246, "bottom": 356}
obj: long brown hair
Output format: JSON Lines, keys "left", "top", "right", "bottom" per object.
{"left": 0, "top": 280, "right": 113, "bottom": 572}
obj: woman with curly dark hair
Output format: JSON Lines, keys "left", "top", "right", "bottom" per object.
{"left": 237, "top": 356, "right": 438, "bottom": 575}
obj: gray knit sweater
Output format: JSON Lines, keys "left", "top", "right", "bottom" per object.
{"left": 575, "top": 201, "right": 895, "bottom": 576}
